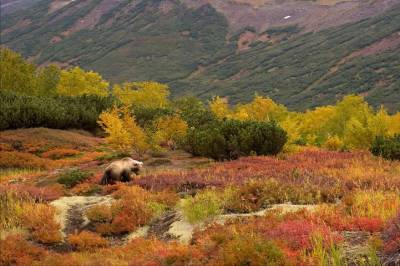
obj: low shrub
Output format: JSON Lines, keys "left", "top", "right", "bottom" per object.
{"left": 344, "top": 190, "right": 400, "bottom": 221}
{"left": 0, "top": 151, "right": 52, "bottom": 169}
{"left": 67, "top": 231, "right": 108, "bottom": 251}
{"left": 0, "top": 234, "right": 47, "bottom": 266}
{"left": 181, "top": 190, "right": 223, "bottom": 223}
{"left": 41, "top": 148, "right": 80, "bottom": 159}
{"left": 194, "top": 223, "right": 287, "bottom": 265}
{"left": 186, "top": 119, "right": 287, "bottom": 160}
{"left": 70, "top": 183, "right": 103, "bottom": 196}
{"left": 86, "top": 186, "right": 155, "bottom": 235}
{"left": 0, "top": 184, "right": 64, "bottom": 202}
{"left": 19, "top": 203, "right": 62, "bottom": 244}
{"left": 126, "top": 238, "right": 204, "bottom": 266}
{"left": 223, "top": 182, "right": 266, "bottom": 213}
{"left": 266, "top": 219, "right": 341, "bottom": 251}
{"left": 382, "top": 213, "right": 400, "bottom": 256}
{"left": 57, "top": 169, "right": 91, "bottom": 188}
{"left": 370, "top": 135, "right": 400, "bottom": 160}
{"left": 0, "top": 191, "right": 25, "bottom": 231}
{"left": 0, "top": 90, "right": 114, "bottom": 130}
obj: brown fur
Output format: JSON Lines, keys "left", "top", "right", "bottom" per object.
{"left": 100, "top": 158, "right": 143, "bottom": 185}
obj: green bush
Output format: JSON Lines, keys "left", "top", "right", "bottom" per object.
{"left": 0, "top": 91, "right": 114, "bottom": 130}
{"left": 57, "top": 170, "right": 91, "bottom": 188}
{"left": 370, "top": 135, "right": 400, "bottom": 160}
{"left": 181, "top": 190, "right": 223, "bottom": 223}
{"left": 186, "top": 119, "right": 287, "bottom": 160}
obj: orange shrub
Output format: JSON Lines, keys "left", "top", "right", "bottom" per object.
{"left": 0, "top": 234, "right": 47, "bottom": 266}
{"left": 41, "top": 148, "right": 80, "bottom": 159}
{"left": 67, "top": 231, "right": 108, "bottom": 251}
{"left": 20, "top": 203, "right": 62, "bottom": 244}
{"left": 125, "top": 238, "right": 204, "bottom": 266}
{"left": 0, "top": 151, "right": 53, "bottom": 169}
{"left": 70, "top": 183, "right": 102, "bottom": 196}
{"left": 1, "top": 184, "right": 64, "bottom": 201}
{"left": 86, "top": 186, "right": 155, "bottom": 235}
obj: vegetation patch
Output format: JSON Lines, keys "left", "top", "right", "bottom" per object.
{"left": 57, "top": 170, "right": 92, "bottom": 188}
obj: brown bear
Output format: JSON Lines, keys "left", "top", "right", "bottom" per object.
{"left": 100, "top": 157, "right": 143, "bottom": 185}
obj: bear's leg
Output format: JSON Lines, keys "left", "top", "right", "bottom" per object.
{"left": 121, "top": 169, "right": 131, "bottom": 182}
{"left": 100, "top": 170, "right": 110, "bottom": 185}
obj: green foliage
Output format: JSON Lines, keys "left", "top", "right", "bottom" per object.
{"left": 57, "top": 67, "right": 109, "bottom": 97}
{"left": 174, "top": 7, "right": 400, "bottom": 112}
{"left": 264, "top": 25, "right": 301, "bottom": 36}
{"left": 0, "top": 48, "right": 37, "bottom": 94}
{"left": 370, "top": 135, "right": 400, "bottom": 160}
{"left": 181, "top": 190, "right": 223, "bottom": 224}
{"left": 0, "top": 90, "right": 114, "bottom": 130}
{"left": 174, "top": 97, "right": 217, "bottom": 128}
{"left": 186, "top": 119, "right": 287, "bottom": 160}
{"left": 132, "top": 106, "right": 175, "bottom": 128}
{"left": 57, "top": 169, "right": 91, "bottom": 188}
{"left": 36, "top": 65, "right": 61, "bottom": 96}
{"left": 2, "top": 2, "right": 400, "bottom": 112}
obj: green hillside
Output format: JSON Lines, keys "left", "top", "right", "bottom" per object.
{"left": 173, "top": 6, "right": 400, "bottom": 111}
{"left": 1, "top": 0, "right": 231, "bottom": 83}
{"left": 1, "top": 0, "right": 399, "bottom": 111}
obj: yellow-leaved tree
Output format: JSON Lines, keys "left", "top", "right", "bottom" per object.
{"left": 57, "top": 67, "right": 109, "bottom": 97}
{"left": 389, "top": 112, "right": 400, "bottom": 136}
{"left": 0, "top": 48, "right": 37, "bottom": 94}
{"left": 98, "top": 106, "right": 149, "bottom": 155}
{"left": 233, "top": 96, "right": 288, "bottom": 122}
{"left": 209, "top": 96, "right": 230, "bottom": 119}
{"left": 153, "top": 115, "right": 188, "bottom": 149}
{"left": 113, "top": 81, "right": 170, "bottom": 108}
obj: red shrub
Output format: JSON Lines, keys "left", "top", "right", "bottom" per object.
{"left": 87, "top": 186, "right": 154, "bottom": 235}
{"left": 0, "top": 234, "right": 47, "bottom": 266}
{"left": 20, "top": 203, "right": 62, "bottom": 244}
{"left": 382, "top": 212, "right": 400, "bottom": 255}
{"left": 0, "top": 151, "right": 53, "bottom": 169}
{"left": 67, "top": 231, "right": 108, "bottom": 251}
{"left": 0, "top": 184, "right": 64, "bottom": 201}
{"left": 41, "top": 148, "right": 80, "bottom": 159}
{"left": 266, "top": 219, "right": 342, "bottom": 252}
{"left": 349, "top": 217, "right": 383, "bottom": 232}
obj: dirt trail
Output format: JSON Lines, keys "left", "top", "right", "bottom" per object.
{"left": 127, "top": 203, "right": 317, "bottom": 244}
{"left": 50, "top": 196, "right": 113, "bottom": 238}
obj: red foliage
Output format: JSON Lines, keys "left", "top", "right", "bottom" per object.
{"left": 134, "top": 150, "right": 400, "bottom": 195}
{"left": 0, "top": 184, "right": 64, "bottom": 201}
{"left": 41, "top": 148, "right": 80, "bottom": 159}
{"left": 87, "top": 186, "right": 154, "bottom": 235}
{"left": 310, "top": 208, "right": 384, "bottom": 233}
{"left": 20, "top": 203, "right": 62, "bottom": 244}
{"left": 0, "top": 234, "right": 47, "bottom": 266}
{"left": 67, "top": 231, "right": 108, "bottom": 251}
{"left": 0, "top": 151, "right": 54, "bottom": 169}
{"left": 382, "top": 212, "right": 400, "bottom": 255}
{"left": 265, "top": 219, "right": 342, "bottom": 252}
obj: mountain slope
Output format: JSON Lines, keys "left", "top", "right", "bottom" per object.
{"left": 173, "top": 7, "right": 400, "bottom": 111}
{"left": 1, "top": 0, "right": 399, "bottom": 111}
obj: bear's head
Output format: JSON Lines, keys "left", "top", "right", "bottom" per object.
{"left": 125, "top": 158, "right": 143, "bottom": 175}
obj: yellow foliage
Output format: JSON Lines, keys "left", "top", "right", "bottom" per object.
{"left": 233, "top": 96, "right": 288, "bottom": 122}
{"left": 388, "top": 112, "right": 400, "bottom": 136}
{"left": 346, "top": 191, "right": 400, "bottom": 221}
{"left": 98, "top": 106, "right": 149, "bottom": 155}
{"left": 323, "top": 135, "right": 343, "bottom": 151}
{"left": 56, "top": 67, "right": 109, "bottom": 97}
{"left": 209, "top": 96, "right": 230, "bottom": 119}
{"left": 154, "top": 115, "right": 188, "bottom": 149}
{"left": 113, "top": 81, "right": 170, "bottom": 108}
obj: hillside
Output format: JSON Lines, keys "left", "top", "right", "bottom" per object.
{"left": 1, "top": 0, "right": 399, "bottom": 111}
